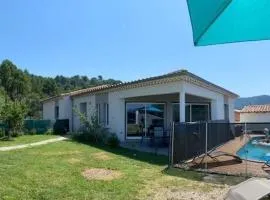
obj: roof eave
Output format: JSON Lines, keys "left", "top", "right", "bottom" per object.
{"left": 42, "top": 70, "right": 239, "bottom": 101}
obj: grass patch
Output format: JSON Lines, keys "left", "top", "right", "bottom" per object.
{"left": 0, "top": 140, "right": 233, "bottom": 200}
{"left": 0, "top": 135, "right": 58, "bottom": 147}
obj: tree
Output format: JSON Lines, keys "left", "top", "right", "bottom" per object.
{"left": 0, "top": 60, "right": 30, "bottom": 101}
{"left": 0, "top": 59, "right": 123, "bottom": 120}
{"left": 25, "top": 93, "right": 42, "bottom": 119}
{"left": 98, "top": 75, "right": 103, "bottom": 81}
{"left": 42, "top": 78, "right": 59, "bottom": 96}
{"left": 0, "top": 100, "right": 28, "bottom": 139}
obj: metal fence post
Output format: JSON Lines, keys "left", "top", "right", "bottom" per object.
{"left": 244, "top": 122, "right": 248, "bottom": 177}
{"left": 205, "top": 122, "right": 208, "bottom": 171}
{"left": 170, "top": 121, "right": 175, "bottom": 167}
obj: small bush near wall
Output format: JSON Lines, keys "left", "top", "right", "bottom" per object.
{"left": 106, "top": 133, "right": 120, "bottom": 148}
{"left": 53, "top": 119, "right": 69, "bottom": 135}
{"left": 71, "top": 109, "right": 119, "bottom": 148}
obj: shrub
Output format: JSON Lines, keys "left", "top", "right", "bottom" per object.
{"left": 11, "top": 131, "right": 23, "bottom": 137}
{"left": 45, "top": 128, "right": 53, "bottom": 135}
{"left": 107, "top": 133, "right": 120, "bottom": 148}
{"left": 0, "top": 100, "right": 28, "bottom": 139}
{"left": 29, "top": 128, "right": 37, "bottom": 135}
{"left": 0, "top": 129, "right": 4, "bottom": 138}
{"left": 71, "top": 108, "right": 115, "bottom": 145}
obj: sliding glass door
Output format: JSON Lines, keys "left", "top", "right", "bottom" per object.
{"left": 126, "top": 103, "right": 165, "bottom": 138}
{"left": 191, "top": 104, "right": 209, "bottom": 122}
{"left": 172, "top": 103, "right": 210, "bottom": 123}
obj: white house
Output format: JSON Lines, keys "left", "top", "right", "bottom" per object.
{"left": 42, "top": 94, "right": 72, "bottom": 125}
{"left": 240, "top": 104, "right": 270, "bottom": 123}
{"left": 42, "top": 70, "right": 238, "bottom": 141}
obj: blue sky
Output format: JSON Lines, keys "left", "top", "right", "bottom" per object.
{"left": 0, "top": 0, "right": 269, "bottom": 97}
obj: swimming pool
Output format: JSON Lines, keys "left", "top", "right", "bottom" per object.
{"left": 237, "top": 136, "right": 270, "bottom": 162}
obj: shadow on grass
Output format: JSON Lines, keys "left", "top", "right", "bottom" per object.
{"left": 162, "top": 167, "right": 204, "bottom": 181}
{"left": 64, "top": 139, "right": 246, "bottom": 185}
{"left": 162, "top": 167, "right": 247, "bottom": 185}
{"left": 0, "top": 136, "right": 14, "bottom": 141}
{"left": 65, "top": 139, "right": 168, "bottom": 166}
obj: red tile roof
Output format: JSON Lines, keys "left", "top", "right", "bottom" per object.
{"left": 41, "top": 85, "right": 110, "bottom": 102}
{"left": 240, "top": 104, "right": 270, "bottom": 113}
{"left": 42, "top": 70, "right": 239, "bottom": 102}
{"left": 69, "top": 84, "right": 110, "bottom": 97}
{"left": 68, "top": 70, "right": 238, "bottom": 98}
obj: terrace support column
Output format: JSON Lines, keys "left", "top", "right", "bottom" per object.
{"left": 228, "top": 98, "right": 235, "bottom": 123}
{"left": 211, "top": 99, "right": 217, "bottom": 120}
{"left": 179, "top": 91, "right": 185, "bottom": 123}
{"left": 211, "top": 96, "right": 224, "bottom": 121}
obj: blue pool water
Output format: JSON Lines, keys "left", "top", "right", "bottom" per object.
{"left": 237, "top": 137, "right": 270, "bottom": 162}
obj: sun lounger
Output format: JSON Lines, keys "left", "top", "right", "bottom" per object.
{"left": 225, "top": 178, "right": 270, "bottom": 200}
{"left": 262, "top": 153, "right": 270, "bottom": 170}
{"left": 192, "top": 150, "right": 242, "bottom": 165}
{"left": 207, "top": 151, "right": 242, "bottom": 162}
{"left": 262, "top": 160, "right": 270, "bottom": 169}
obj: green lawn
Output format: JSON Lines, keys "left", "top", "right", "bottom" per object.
{"left": 0, "top": 135, "right": 58, "bottom": 147}
{"left": 0, "top": 140, "right": 235, "bottom": 200}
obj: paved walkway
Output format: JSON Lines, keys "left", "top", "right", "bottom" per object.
{"left": 0, "top": 137, "right": 68, "bottom": 151}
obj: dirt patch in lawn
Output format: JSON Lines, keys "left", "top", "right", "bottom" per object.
{"left": 138, "top": 170, "right": 230, "bottom": 200}
{"left": 149, "top": 186, "right": 229, "bottom": 200}
{"left": 92, "top": 152, "right": 112, "bottom": 161}
{"left": 68, "top": 158, "right": 81, "bottom": 164}
{"left": 82, "top": 168, "right": 122, "bottom": 181}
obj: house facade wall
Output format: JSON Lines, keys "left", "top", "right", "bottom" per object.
{"left": 108, "top": 81, "right": 234, "bottom": 141}
{"left": 43, "top": 100, "right": 55, "bottom": 120}
{"left": 228, "top": 98, "right": 235, "bottom": 123}
{"left": 42, "top": 80, "right": 236, "bottom": 138}
{"left": 42, "top": 96, "right": 73, "bottom": 130}
{"left": 183, "top": 82, "right": 226, "bottom": 121}
{"left": 240, "top": 113, "right": 270, "bottom": 123}
{"left": 58, "top": 96, "right": 73, "bottom": 130}
{"left": 72, "top": 94, "right": 96, "bottom": 131}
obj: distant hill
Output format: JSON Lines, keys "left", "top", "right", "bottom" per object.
{"left": 235, "top": 95, "right": 270, "bottom": 109}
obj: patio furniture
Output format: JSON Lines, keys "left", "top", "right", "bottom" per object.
{"left": 148, "top": 127, "right": 171, "bottom": 148}
{"left": 154, "top": 127, "right": 164, "bottom": 137}
{"left": 149, "top": 127, "right": 164, "bottom": 147}
{"left": 192, "top": 149, "right": 242, "bottom": 165}
{"left": 262, "top": 153, "right": 270, "bottom": 169}
{"left": 225, "top": 178, "right": 270, "bottom": 200}
{"left": 262, "top": 160, "right": 270, "bottom": 168}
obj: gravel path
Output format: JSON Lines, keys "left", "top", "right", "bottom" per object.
{"left": 0, "top": 137, "right": 67, "bottom": 151}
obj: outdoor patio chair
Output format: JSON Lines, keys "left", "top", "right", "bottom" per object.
{"left": 149, "top": 127, "right": 164, "bottom": 147}
{"left": 153, "top": 127, "right": 164, "bottom": 137}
